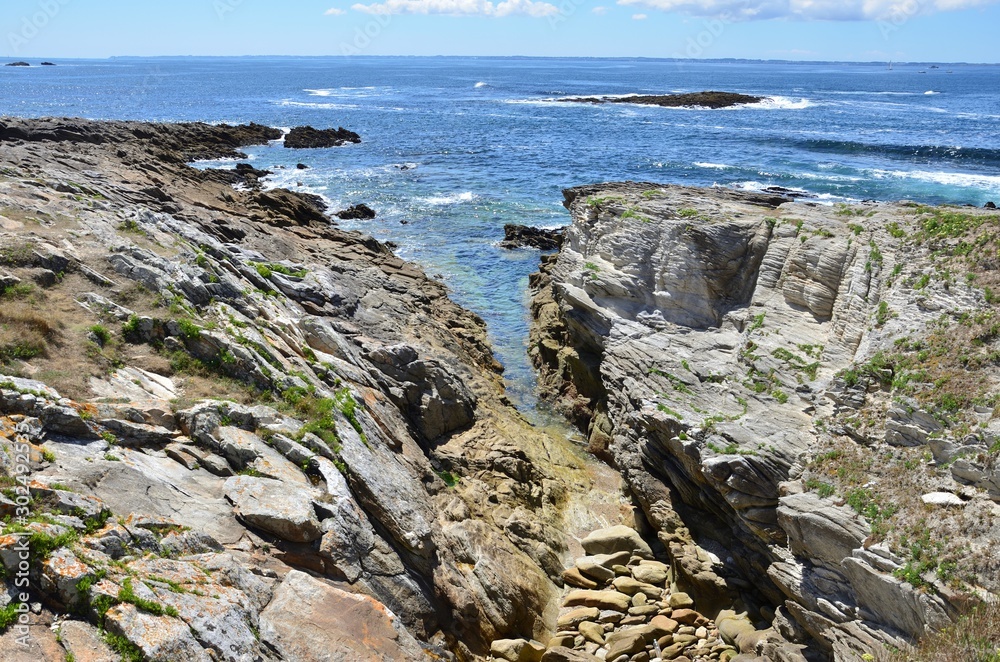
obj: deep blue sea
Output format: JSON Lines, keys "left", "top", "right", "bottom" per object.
{"left": 2, "top": 57, "right": 999, "bottom": 409}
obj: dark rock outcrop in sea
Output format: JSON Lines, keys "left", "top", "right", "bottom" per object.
{"left": 284, "top": 125, "right": 362, "bottom": 149}
{"left": 0, "top": 116, "right": 626, "bottom": 661}
{"left": 561, "top": 91, "right": 764, "bottom": 109}
{"left": 530, "top": 182, "right": 1000, "bottom": 660}
{"left": 335, "top": 203, "right": 377, "bottom": 220}
{"left": 5, "top": 61, "right": 30, "bottom": 67}
{"left": 40, "top": 62, "right": 56, "bottom": 66}
{"left": 500, "top": 224, "right": 565, "bottom": 251}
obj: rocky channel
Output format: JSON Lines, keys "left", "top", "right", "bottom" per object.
{"left": 1, "top": 117, "right": 998, "bottom": 662}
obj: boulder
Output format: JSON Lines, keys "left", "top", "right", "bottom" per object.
{"left": 578, "top": 621, "right": 605, "bottom": 645}
{"left": 500, "top": 224, "right": 565, "bottom": 251}
{"left": 580, "top": 526, "right": 653, "bottom": 558}
{"left": 557, "top": 606, "right": 601, "bottom": 630}
{"left": 335, "top": 203, "right": 377, "bottom": 220}
{"left": 223, "top": 476, "right": 322, "bottom": 543}
{"left": 564, "top": 590, "right": 632, "bottom": 612}
{"left": 490, "top": 638, "right": 545, "bottom": 662}
{"left": 921, "top": 492, "right": 964, "bottom": 507}
{"left": 105, "top": 604, "right": 212, "bottom": 662}
{"left": 562, "top": 566, "right": 599, "bottom": 589}
{"left": 58, "top": 620, "right": 118, "bottom": 662}
{"left": 605, "top": 629, "right": 647, "bottom": 659}
{"left": 260, "top": 570, "right": 430, "bottom": 661}
{"left": 41, "top": 547, "right": 94, "bottom": 605}
{"left": 540, "top": 647, "right": 601, "bottom": 662}
{"left": 631, "top": 563, "right": 668, "bottom": 585}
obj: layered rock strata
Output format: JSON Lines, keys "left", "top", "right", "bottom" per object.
{"left": 0, "top": 117, "right": 626, "bottom": 660}
{"left": 531, "top": 182, "right": 1000, "bottom": 660}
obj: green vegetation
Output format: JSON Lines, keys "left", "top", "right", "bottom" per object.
{"left": 117, "top": 218, "right": 144, "bottom": 234}
{"left": 656, "top": 403, "right": 683, "bottom": 420}
{"left": 875, "top": 301, "right": 892, "bottom": 326}
{"left": 101, "top": 631, "right": 144, "bottom": 662}
{"left": 678, "top": 208, "right": 699, "bottom": 218}
{"left": 878, "top": 602, "right": 1000, "bottom": 662}
{"left": 866, "top": 240, "right": 884, "bottom": 272}
{"left": 89, "top": 324, "right": 111, "bottom": 346}
{"left": 844, "top": 487, "right": 898, "bottom": 537}
{"left": 886, "top": 221, "right": 906, "bottom": 239}
{"left": 585, "top": 195, "right": 625, "bottom": 208}
{"left": 804, "top": 478, "right": 836, "bottom": 498}
{"left": 175, "top": 318, "right": 202, "bottom": 340}
{"left": 252, "top": 262, "right": 308, "bottom": 280}
{"left": 0, "top": 602, "right": 22, "bottom": 633}
{"left": 436, "top": 470, "right": 460, "bottom": 488}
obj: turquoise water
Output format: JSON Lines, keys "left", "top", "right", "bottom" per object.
{"left": 3, "top": 57, "right": 999, "bottom": 409}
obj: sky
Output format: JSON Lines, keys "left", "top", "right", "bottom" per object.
{"left": 2, "top": 0, "right": 999, "bottom": 62}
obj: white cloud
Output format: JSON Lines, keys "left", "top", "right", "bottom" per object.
{"left": 592, "top": 5, "right": 609, "bottom": 13}
{"left": 615, "top": 0, "right": 999, "bottom": 20}
{"left": 632, "top": 12, "right": 649, "bottom": 18}
{"left": 324, "top": 7, "right": 347, "bottom": 15}
{"left": 351, "top": 0, "right": 560, "bottom": 17}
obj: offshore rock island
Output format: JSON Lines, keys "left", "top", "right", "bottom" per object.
{"left": 558, "top": 92, "right": 765, "bottom": 109}
{"left": 0, "top": 117, "right": 998, "bottom": 662}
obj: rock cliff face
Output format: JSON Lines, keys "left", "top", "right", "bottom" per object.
{"left": 531, "top": 182, "right": 1000, "bottom": 660}
{"left": 0, "top": 117, "right": 626, "bottom": 661}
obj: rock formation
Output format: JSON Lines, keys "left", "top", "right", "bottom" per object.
{"left": 560, "top": 92, "right": 764, "bottom": 109}
{"left": 335, "top": 203, "right": 377, "bottom": 220}
{"left": 284, "top": 126, "right": 362, "bottom": 149}
{"left": 531, "top": 182, "right": 1000, "bottom": 660}
{"left": 0, "top": 117, "right": 625, "bottom": 661}
{"left": 501, "top": 225, "right": 566, "bottom": 251}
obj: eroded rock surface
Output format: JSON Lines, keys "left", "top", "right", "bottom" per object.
{"left": 531, "top": 183, "right": 1000, "bottom": 660}
{"left": 0, "top": 117, "right": 626, "bottom": 660}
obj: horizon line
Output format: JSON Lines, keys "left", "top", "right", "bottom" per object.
{"left": 4, "top": 54, "right": 999, "bottom": 66}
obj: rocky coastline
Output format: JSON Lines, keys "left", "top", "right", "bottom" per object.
{"left": 2, "top": 115, "right": 998, "bottom": 662}
{"left": 0, "top": 116, "right": 628, "bottom": 661}
{"left": 529, "top": 182, "right": 1000, "bottom": 660}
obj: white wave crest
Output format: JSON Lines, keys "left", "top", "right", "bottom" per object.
{"left": 278, "top": 100, "right": 360, "bottom": 110}
{"left": 421, "top": 191, "right": 477, "bottom": 205}
{"left": 474, "top": 81, "right": 488, "bottom": 88}
{"left": 693, "top": 162, "right": 733, "bottom": 170}
{"left": 870, "top": 169, "right": 1000, "bottom": 191}
{"left": 746, "top": 96, "right": 815, "bottom": 110}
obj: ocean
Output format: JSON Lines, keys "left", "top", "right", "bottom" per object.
{"left": 3, "top": 56, "right": 998, "bottom": 409}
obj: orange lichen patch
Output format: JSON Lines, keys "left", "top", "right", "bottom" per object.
{"left": 42, "top": 548, "right": 91, "bottom": 584}
{"left": 75, "top": 403, "right": 100, "bottom": 420}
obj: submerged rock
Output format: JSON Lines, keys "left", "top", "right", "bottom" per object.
{"left": 501, "top": 224, "right": 565, "bottom": 251}
{"left": 335, "top": 203, "right": 377, "bottom": 220}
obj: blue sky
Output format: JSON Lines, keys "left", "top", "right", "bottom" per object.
{"left": 2, "top": 0, "right": 999, "bottom": 62}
